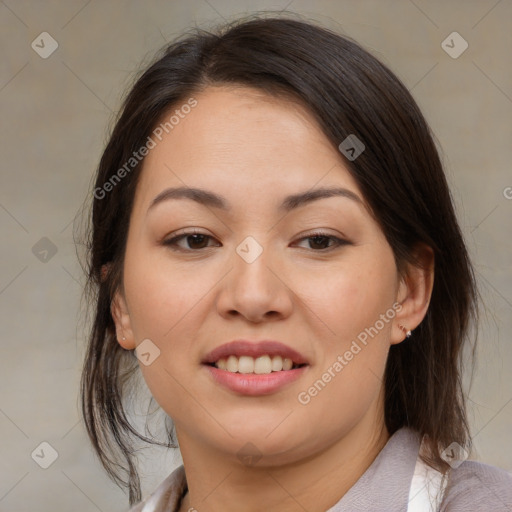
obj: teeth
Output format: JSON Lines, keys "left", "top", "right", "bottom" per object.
{"left": 271, "top": 355, "right": 283, "bottom": 371}
{"left": 254, "top": 355, "right": 271, "bottom": 374}
{"left": 226, "top": 355, "right": 238, "bottom": 372}
{"left": 214, "top": 355, "right": 297, "bottom": 373}
{"left": 238, "top": 355, "right": 254, "bottom": 374}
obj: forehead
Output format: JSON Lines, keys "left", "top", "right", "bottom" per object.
{"left": 133, "top": 86, "right": 363, "bottom": 212}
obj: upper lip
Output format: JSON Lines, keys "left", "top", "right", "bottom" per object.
{"left": 202, "top": 340, "right": 309, "bottom": 365}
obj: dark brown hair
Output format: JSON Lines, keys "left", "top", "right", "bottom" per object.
{"left": 78, "top": 14, "right": 479, "bottom": 506}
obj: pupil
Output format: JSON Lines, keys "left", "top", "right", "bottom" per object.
{"left": 188, "top": 234, "right": 207, "bottom": 249}
{"left": 310, "top": 236, "right": 328, "bottom": 249}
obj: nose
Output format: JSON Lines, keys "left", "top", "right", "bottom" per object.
{"left": 215, "top": 239, "right": 294, "bottom": 323}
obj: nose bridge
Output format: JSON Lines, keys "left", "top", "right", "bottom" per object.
{"left": 233, "top": 234, "right": 275, "bottom": 292}
{"left": 235, "top": 235, "right": 266, "bottom": 267}
{"left": 217, "top": 234, "right": 292, "bottom": 321}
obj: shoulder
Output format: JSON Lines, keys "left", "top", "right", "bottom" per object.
{"left": 441, "top": 460, "right": 512, "bottom": 511}
{"left": 126, "top": 465, "right": 187, "bottom": 512}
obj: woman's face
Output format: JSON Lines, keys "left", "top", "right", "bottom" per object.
{"left": 114, "top": 85, "right": 408, "bottom": 465}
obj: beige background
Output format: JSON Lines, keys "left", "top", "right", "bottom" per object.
{"left": 0, "top": 1, "right": 511, "bottom": 510}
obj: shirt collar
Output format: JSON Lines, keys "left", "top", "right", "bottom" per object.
{"left": 155, "top": 427, "right": 421, "bottom": 512}
{"left": 326, "top": 427, "right": 422, "bottom": 511}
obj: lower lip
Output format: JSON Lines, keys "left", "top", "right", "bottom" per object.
{"left": 203, "top": 364, "right": 309, "bottom": 396}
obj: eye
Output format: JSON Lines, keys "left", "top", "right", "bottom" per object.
{"left": 162, "top": 229, "right": 350, "bottom": 252}
{"left": 162, "top": 229, "right": 220, "bottom": 251}
{"left": 294, "top": 231, "right": 350, "bottom": 251}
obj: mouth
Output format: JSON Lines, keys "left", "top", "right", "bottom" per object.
{"left": 204, "top": 355, "right": 307, "bottom": 373}
{"left": 201, "top": 340, "right": 309, "bottom": 395}
{"left": 202, "top": 339, "right": 309, "bottom": 371}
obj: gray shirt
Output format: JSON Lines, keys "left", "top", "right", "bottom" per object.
{"left": 127, "top": 427, "right": 512, "bottom": 511}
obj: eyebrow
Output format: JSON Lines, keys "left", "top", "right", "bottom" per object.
{"left": 147, "top": 185, "right": 363, "bottom": 215}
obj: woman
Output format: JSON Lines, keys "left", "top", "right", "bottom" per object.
{"left": 79, "top": 15, "right": 512, "bottom": 512}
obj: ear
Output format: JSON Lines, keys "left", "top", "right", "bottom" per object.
{"left": 392, "top": 243, "right": 435, "bottom": 345}
{"left": 111, "top": 288, "right": 136, "bottom": 350}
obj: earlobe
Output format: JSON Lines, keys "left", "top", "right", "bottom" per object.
{"left": 392, "top": 243, "right": 435, "bottom": 345}
{"left": 398, "top": 324, "right": 412, "bottom": 339}
{"left": 111, "top": 290, "right": 136, "bottom": 350}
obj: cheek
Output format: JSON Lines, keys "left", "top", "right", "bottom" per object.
{"left": 297, "top": 249, "right": 396, "bottom": 349}
{"left": 293, "top": 347, "right": 388, "bottom": 453}
{"left": 292, "top": 249, "right": 395, "bottom": 419}
{"left": 122, "top": 247, "right": 215, "bottom": 412}
{"left": 123, "top": 245, "right": 208, "bottom": 340}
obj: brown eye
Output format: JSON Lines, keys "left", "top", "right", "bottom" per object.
{"left": 162, "top": 231, "right": 220, "bottom": 251}
{"left": 295, "top": 231, "right": 350, "bottom": 252}
{"left": 307, "top": 235, "right": 333, "bottom": 250}
{"left": 182, "top": 234, "right": 211, "bottom": 249}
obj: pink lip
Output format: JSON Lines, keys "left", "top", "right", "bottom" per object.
{"left": 202, "top": 340, "right": 309, "bottom": 365}
{"left": 203, "top": 365, "right": 309, "bottom": 396}
{"left": 201, "top": 340, "right": 310, "bottom": 396}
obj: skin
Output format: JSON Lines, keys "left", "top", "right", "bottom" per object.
{"left": 111, "top": 85, "right": 434, "bottom": 512}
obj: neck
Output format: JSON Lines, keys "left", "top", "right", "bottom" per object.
{"left": 176, "top": 405, "right": 389, "bottom": 512}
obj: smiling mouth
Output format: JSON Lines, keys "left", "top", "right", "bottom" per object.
{"left": 205, "top": 354, "right": 307, "bottom": 374}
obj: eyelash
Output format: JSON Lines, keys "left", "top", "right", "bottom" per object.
{"left": 162, "top": 229, "right": 350, "bottom": 253}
